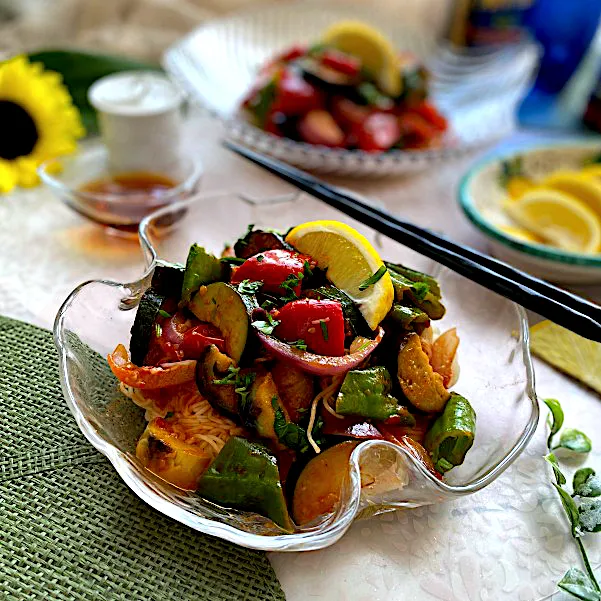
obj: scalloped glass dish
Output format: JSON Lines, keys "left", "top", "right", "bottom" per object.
{"left": 163, "top": 1, "right": 539, "bottom": 176}
{"left": 54, "top": 192, "right": 539, "bottom": 551}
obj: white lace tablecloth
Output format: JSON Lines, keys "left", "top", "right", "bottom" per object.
{"left": 1, "top": 116, "right": 599, "bottom": 601}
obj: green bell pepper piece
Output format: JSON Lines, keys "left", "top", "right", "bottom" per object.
{"left": 424, "top": 392, "right": 476, "bottom": 474}
{"left": 336, "top": 366, "right": 415, "bottom": 424}
{"left": 197, "top": 437, "right": 294, "bottom": 531}
{"left": 387, "top": 270, "right": 445, "bottom": 320}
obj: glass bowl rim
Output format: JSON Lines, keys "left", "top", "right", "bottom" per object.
{"left": 38, "top": 145, "right": 204, "bottom": 206}
{"left": 53, "top": 191, "right": 540, "bottom": 549}
{"left": 459, "top": 141, "right": 601, "bottom": 267}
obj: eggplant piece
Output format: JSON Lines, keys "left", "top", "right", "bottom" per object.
{"left": 129, "top": 288, "right": 166, "bottom": 366}
{"left": 292, "top": 441, "right": 359, "bottom": 526}
{"left": 151, "top": 260, "right": 185, "bottom": 297}
{"left": 272, "top": 361, "right": 314, "bottom": 423}
{"left": 136, "top": 418, "right": 212, "bottom": 490}
{"left": 188, "top": 282, "right": 249, "bottom": 363}
{"left": 397, "top": 333, "right": 450, "bottom": 412}
{"left": 336, "top": 367, "right": 416, "bottom": 424}
{"left": 181, "top": 244, "right": 224, "bottom": 305}
{"left": 299, "top": 57, "right": 360, "bottom": 90}
{"left": 197, "top": 436, "right": 294, "bottom": 531}
{"left": 196, "top": 345, "right": 239, "bottom": 416}
{"left": 234, "top": 228, "right": 293, "bottom": 259}
{"left": 424, "top": 392, "right": 476, "bottom": 474}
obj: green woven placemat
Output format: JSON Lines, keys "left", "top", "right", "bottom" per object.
{"left": 0, "top": 316, "right": 286, "bottom": 601}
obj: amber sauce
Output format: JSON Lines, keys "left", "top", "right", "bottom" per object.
{"left": 79, "top": 171, "right": 178, "bottom": 234}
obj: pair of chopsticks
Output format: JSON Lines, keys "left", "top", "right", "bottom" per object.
{"left": 224, "top": 141, "right": 601, "bottom": 343}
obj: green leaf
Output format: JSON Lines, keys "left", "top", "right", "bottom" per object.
{"left": 546, "top": 453, "right": 567, "bottom": 486}
{"left": 271, "top": 397, "right": 310, "bottom": 452}
{"left": 558, "top": 568, "right": 601, "bottom": 601}
{"left": 289, "top": 339, "right": 308, "bottom": 351}
{"left": 544, "top": 398, "right": 564, "bottom": 449}
{"left": 358, "top": 265, "right": 387, "bottom": 291}
{"left": 238, "top": 280, "right": 263, "bottom": 295}
{"left": 553, "top": 482, "right": 581, "bottom": 537}
{"left": 579, "top": 498, "right": 601, "bottom": 533}
{"left": 251, "top": 312, "right": 280, "bottom": 336}
{"left": 555, "top": 429, "right": 593, "bottom": 454}
{"left": 158, "top": 309, "right": 172, "bottom": 319}
{"left": 574, "top": 470, "right": 601, "bottom": 498}
{"left": 27, "top": 50, "right": 160, "bottom": 135}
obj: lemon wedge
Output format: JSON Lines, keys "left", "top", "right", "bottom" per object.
{"left": 498, "top": 225, "right": 544, "bottom": 243}
{"left": 581, "top": 163, "right": 601, "bottom": 179}
{"left": 321, "top": 21, "right": 401, "bottom": 97}
{"left": 285, "top": 220, "right": 394, "bottom": 329}
{"left": 530, "top": 321, "right": 601, "bottom": 394}
{"left": 506, "top": 176, "right": 534, "bottom": 200}
{"left": 542, "top": 171, "right": 601, "bottom": 218}
{"left": 505, "top": 188, "right": 601, "bottom": 254}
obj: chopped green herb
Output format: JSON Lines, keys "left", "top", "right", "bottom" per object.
{"left": 256, "top": 254, "right": 264, "bottom": 263}
{"left": 212, "top": 366, "right": 240, "bottom": 386}
{"left": 155, "top": 323, "right": 162, "bottom": 338}
{"left": 221, "top": 256, "right": 246, "bottom": 265}
{"left": 320, "top": 320, "right": 329, "bottom": 341}
{"left": 289, "top": 339, "right": 308, "bottom": 351}
{"left": 279, "top": 272, "right": 303, "bottom": 301}
{"left": 358, "top": 265, "right": 387, "bottom": 291}
{"left": 238, "top": 279, "right": 263, "bottom": 295}
{"left": 158, "top": 309, "right": 172, "bottom": 319}
{"left": 252, "top": 312, "right": 281, "bottom": 335}
{"left": 165, "top": 411, "right": 174, "bottom": 419}
{"left": 212, "top": 366, "right": 255, "bottom": 418}
{"left": 271, "top": 397, "right": 322, "bottom": 453}
{"left": 303, "top": 260, "right": 313, "bottom": 277}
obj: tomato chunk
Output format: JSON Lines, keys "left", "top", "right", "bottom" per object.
{"left": 181, "top": 323, "right": 225, "bottom": 359}
{"left": 272, "top": 68, "right": 325, "bottom": 116}
{"left": 273, "top": 299, "right": 345, "bottom": 356}
{"left": 356, "top": 112, "right": 401, "bottom": 152}
{"left": 231, "top": 249, "right": 314, "bottom": 296}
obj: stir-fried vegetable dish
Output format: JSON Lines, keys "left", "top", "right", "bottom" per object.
{"left": 108, "top": 220, "right": 476, "bottom": 532}
{"left": 241, "top": 21, "right": 448, "bottom": 152}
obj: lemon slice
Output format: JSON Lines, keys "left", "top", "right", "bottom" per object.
{"left": 580, "top": 164, "right": 601, "bottom": 179}
{"left": 285, "top": 220, "right": 394, "bottom": 329}
{"left": 321, "top": 21, "right": 401, "bottom": 97}
{"left": 498, "top": 225, "right": 544, "bottom": 243}
{"left": 505, "top": 188, "right": 601, "bottom": 254}
{"left": 542, "top": 171, "right": 601, "bottom": 218}
{"left": 506, "top": 176, "right": 534, "bottom": 200}
{"left": 530, "top": 321, "right": 601, "bottom": 394}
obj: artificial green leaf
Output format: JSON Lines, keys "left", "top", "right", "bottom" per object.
{"left": 555, "top": 429, "right": 593, "bottom": 454}
{"left": 579, "top": 498, "right": 601, "bottom": 533}
{"left": 558, "top": 568, "right": 601, "bottom": 601}
{"left": 543, "top": 398, "right": 564, "bottom": 449}
{"left": 546, "top": 453, "right": 567, "bottom": 486}
{"left": 28, "top": 50, "right": 160, "bottom": 135}
{"left": 574, "top": 469, "right": 601, "bottom": 498}
{"left": 553, "top": 483, "right": 581, "bottom": 537}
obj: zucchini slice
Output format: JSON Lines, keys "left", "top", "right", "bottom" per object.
{"left": 234, "top": 228, "right": 293, "bottom": 259}
{"left": 130, "top": 288, "right": 165, "bottom": 366}
{"left": 188, "top": 282, "right": 249, "bottom": 363}
{"left": 181, "top": 244, "right": 224, "bottom": 305}
{"left": 151, "top": 260, "right": 184, "bottom": 297}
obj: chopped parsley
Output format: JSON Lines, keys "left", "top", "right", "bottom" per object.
{"left": 303, "top": 260, "right": 313, "bottom": 277}
{"left": 271, "top": 397, "right": 314, "bottom": 453}
{"left": 289, "top": 339, "right": 308, "bottom": 351}
{"left": 358, "top": 265, "right": 387, "bottom": 291}
{"left": 165, "top": 411, "right": 174, "bottom": 419}
{"left": 154, "top": 323, "right": 162, "bottom": 338}
{"left": 212, "top": 366, "right": 255, "bottom": 418}
{"left": 212, "top": 366, "right": 240, "bottom": 385}
{"left": 238, "top": 279, "right": 263, "bottom": 295}
{"left": 319, "top": 320, "right": 329, "bottom": 341}
{"left": 252, "top": 312, "right": 281, "bottom": 335}
{"left": 256, "top": 254, "right": 264, "bottom": 262}
{"left": 279, "top": 271, "right": 303, "bottom": 301}
{"left": 158, "top": 309, "right": 172, "bottom": 319}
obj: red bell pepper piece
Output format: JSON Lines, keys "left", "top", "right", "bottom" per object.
{"left": 230, "top": 249, "right": 315, "bottom": 296}
{"left": 271, "top": 68, "right": 325, "bottom": 116}
{"left": 273, "top": 299, "right": 345, "bottom": 356}
{"left": 397, "top": 112, "right": 439, "bottom": 149}
{"left": 320, "top": 50, "right": 361, "bottom": 76}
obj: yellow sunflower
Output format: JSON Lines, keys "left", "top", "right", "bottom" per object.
{"left": 0, "top": 55, "right": 85, "bottom": 193}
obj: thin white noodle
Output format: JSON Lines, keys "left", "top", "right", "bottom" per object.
{"left": 306, "top": 377, "right": 342, "bottom": 453}
{"left": 323, "top": 394, "right": 345, "bottom": 420}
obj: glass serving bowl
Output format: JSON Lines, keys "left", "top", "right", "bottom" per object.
{"left": 39, "top": 141, "right": 203, "bottom": 237}
{"left": 54, "top": 191, "right": 539, "bottom": 551}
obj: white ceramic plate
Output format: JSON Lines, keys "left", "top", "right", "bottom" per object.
{"left": 459, "top": 141, "right": 601, "bottom": 284}
{"left": 164, "top": 1, "right": 539, "bottom": 176}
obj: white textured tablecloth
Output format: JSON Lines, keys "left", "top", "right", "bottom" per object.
{"left": 1, "top": 116, "right": 599, "bottom": 601}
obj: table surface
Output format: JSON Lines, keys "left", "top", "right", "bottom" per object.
{"left": 2, "top": 116, "right": 599, "bottom": 601}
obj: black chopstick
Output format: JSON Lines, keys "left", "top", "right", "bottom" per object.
{"left": 224, "top": 141, "right": 601, "bottom": 343}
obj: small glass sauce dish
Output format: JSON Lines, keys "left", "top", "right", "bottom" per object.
{"left": 39, "top": 141, "right": 202, "bottom": 237}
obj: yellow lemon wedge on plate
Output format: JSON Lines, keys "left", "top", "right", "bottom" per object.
{"left": 285, "top": 220, "right": 394, "bottom": 329}
{"left": 506, "top": 176, "right": 534, "bottom": 200}
{"left": 321, "top": 21, "right": 401, "bottom": 97}
{"left": 530, "top": 321, "right": 601, "bottom": 395}
{"left": 505, "top": 188, "right": 601, "bottom": 254}
{"left": 580, "top": 163, "right": 601, "bottom": 179}
{"left": 542, "top": 171, "right": 601, "bottom": 218}
{"left": 498, "top": 225, "right": 544, "bottom": 243}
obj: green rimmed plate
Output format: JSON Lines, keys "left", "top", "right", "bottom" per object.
{"left": 459, "top": 141, "right": 601, "bottom": 284}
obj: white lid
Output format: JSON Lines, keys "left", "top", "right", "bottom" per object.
{"left": 88, "top": 71, "right": 184, "bottom": 117}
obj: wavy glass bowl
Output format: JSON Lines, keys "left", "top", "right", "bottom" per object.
{"left": 164, "top": 2, "right": 539, "bottom": 176}
{"left": 54, "top": 192, "right": 539, "bottom": 551}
